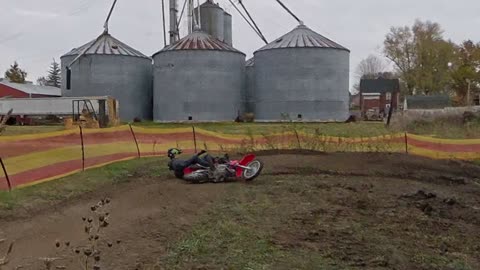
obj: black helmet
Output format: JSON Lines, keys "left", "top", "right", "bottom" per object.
{"left": 167, "top": 148, "right": 182, "bottom": 159}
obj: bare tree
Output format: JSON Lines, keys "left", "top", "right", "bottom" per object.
{"left": 0, "top": 109, "right": 13, "bottom": 135}
{"left": 355, "top": 54, "right": 388, "bottom": 79}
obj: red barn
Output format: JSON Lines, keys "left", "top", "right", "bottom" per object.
{"left": 359, "top": 78, "right": 400, "bottom": 119}
{"left": 0, "top": 80, "right": 61, "bottom": 98}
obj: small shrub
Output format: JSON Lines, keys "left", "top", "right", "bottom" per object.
{"left": 243, "top": 113, "right": 255, "bottom": 123}
{"left": 47, "top": 198, "right": 119, "bottom": 270}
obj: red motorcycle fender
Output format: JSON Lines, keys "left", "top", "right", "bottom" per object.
{"left": 236, "top": 154, "right": 256, "bottom": 177}
{"left": 184, "top": 167, "right": 195, "bottom": 175}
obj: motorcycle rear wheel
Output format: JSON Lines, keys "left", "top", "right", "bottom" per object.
{"left": 243, "top": 159, "right": 264, "bottom": 181}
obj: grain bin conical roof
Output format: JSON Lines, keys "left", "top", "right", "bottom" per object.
{"left": 62, "top": 32, "right": 149, "bottom": 59}
{"left": 154, "top": 29, "right": 244, "bottom": 56}
{"left": 256, "top": 23, "right": 349, "bottom": 52}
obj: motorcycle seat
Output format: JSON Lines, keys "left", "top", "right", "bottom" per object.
{"left": 189, "top": 164, "right": 208, "bottom": 170}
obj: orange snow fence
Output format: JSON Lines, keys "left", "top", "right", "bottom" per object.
{"left": 0, "top": 125, "right": 479, "bottom": 190}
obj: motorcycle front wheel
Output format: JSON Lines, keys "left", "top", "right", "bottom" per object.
{"left": 243, "top": 159, "right": 264, "bottom": 181}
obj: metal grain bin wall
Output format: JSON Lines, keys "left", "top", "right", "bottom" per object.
{"left": 197, "top": 0, "right": 224, "bottom": 42}
{"left": 223, "top": 11, "right": 233, "bottom": 46}
{"left": 245, "top": 58, "right": 255, "bottom": 113}
{"left": 253, "top": 24, "right": 350, "bottom": 122}
{"left": 153, "top": 30, "right": 245, "bottom": 122}
{"left": 60, "top": 32, "right": 153, "bottom": 122}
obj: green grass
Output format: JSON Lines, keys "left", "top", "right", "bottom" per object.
{"left": 162, "top": 176, "right": 350, "bottom": 270}
{"left": 401, "top": 119, "right": 480, "bottom": 139}
{"left": 0, "top": 157, "right": 167, "bottom": 211}
{"left": 163, "top": 170, "right": 478, "bottom": 269}
{"left": 3, "top": 121, "right": 479, "bottom": 139}
{"left": 1, "top": 125, "right": 64, "bottom": 136}
{"left": 166, "top": 187, "right": 349, "bottom": 270}
{"left": 135, "top": 122, "right": 392, "bottom": 137}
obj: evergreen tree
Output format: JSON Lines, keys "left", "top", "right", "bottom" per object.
{"left": 46, "top": 59, "right": 61, "bottom": 88}
{"left": 4, "top": 61, "right": 27, "bottom": 83}
{"left": 37, "top": 76, "right": 48, "bottom": 86}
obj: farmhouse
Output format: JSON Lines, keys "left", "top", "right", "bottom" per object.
{"left": 0, "top": 79, "right": 61, "bottom": 98}
{"left": 359, "top": 78, "right": 400, "bottom": 117}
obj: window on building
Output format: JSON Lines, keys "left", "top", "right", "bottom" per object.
{"left": 386, "top": 92, "right": 392, "bottom": 101}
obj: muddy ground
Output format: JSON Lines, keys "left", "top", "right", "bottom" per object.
{"left": 1, "top": 152, "right": 480, "bottom": 269}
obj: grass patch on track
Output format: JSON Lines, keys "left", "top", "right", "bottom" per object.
{"left": 0, "top": 157, "right": 167, "bottom": 212}
{"left": 162, "top": 166, "right": 478, "bottom": 269}
{"left": 162, "top": 174, "right": 350, "bottom": 270}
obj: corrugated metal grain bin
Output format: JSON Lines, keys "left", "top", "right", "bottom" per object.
{"left": 61, "top": 32, "right": 153, "bottom": 121}
{"left": 223, "top": 11, "right": 233, "bottom": 46}
{"left": 197, "top": 0, "right": 225, "bottom": 43}
{"left": 253, "top": 24, "right": 350, "bottom": 122}
{"left": 245, "top": 58, "right": 255, "bottom": 113}
{"left": 153, "top": 30, "right": 245, "bottom": 122}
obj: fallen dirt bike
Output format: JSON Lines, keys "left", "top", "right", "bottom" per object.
{"left": 182, "top": 153, "right": 264, "bottom": 184}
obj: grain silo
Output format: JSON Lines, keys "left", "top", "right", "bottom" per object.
{"left": 197, "top": 0, "right": 225, "bottom": 43}
{"left": 245, "top": 58, "right": 255, "bottom": 113}
{"left": 223, "top": 11, "right": 233, "bottom": 46}
{"left": 61, "top": 31, "right": 153, "bottom": 121}
{"left": 152, "top": 29, "right": 245, "bottom": 122}
{"left": 253, "top": 23, "right": 350, "bottom": 122}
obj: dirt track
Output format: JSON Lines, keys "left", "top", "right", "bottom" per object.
{"left": 1, "top": 153, "right": 480, "bottom": 269}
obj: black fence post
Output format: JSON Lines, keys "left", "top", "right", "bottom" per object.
{"left": 404, "top": 132, "right": 409, "bottom": 154}
{"left": 79, "top": 126, "right": 85, "bottom": 171}
{"left": 129, "top": 124, "right": 141, "bottom": 158}
{"left": 0, "top": 157, "right": 12, "bottom": 191}
{"left": 294, "top": 129, "right": 301, "bottom": 149}
{"left": 192, "top": 126, "right": 198, "bottom": 153}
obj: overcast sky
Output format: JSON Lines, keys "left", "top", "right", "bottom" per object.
{"left": 1, "top": 0, "right": 480, "bottom": 91}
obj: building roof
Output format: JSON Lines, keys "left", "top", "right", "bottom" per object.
{"left": 154, "top": 29, "right": 245, "bottom": 55}
{"left": 0, "top": 80, "right": 61, "bottom": 96}
{"left": 360, "top": 78, "right": 400, "bottom": 94}
{"left": 405, "top": 95, "right": 451, "bottom": 109}
{"left": 255, "top": 23, "right": 349, "bottom": 53}
{"left": 246, "top": 57, "right": 254, "bottom": 67}
{"left": 62, "top": 32, "right": 149, "bottom": 59}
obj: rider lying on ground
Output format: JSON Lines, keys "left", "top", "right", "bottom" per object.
{"left": 167, "top": 149, "right": 216, "bottom": 179}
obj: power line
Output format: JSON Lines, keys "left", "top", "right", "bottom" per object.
{"left": 238, "top": 0, "right": 268, "bottom": 44}
{"left": 177, "top": 0, "right": 188, "bottom": 29}
{"left": 103, "top": 0, "right": 119, "bottom": 33}
{"left": 274, "top": 0, "right": 302, "bottom": 24}
{"left": 226, "top": 0, "right": 266, "bottom": 44}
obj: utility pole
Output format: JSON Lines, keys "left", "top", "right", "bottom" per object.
{"left": 169, "top": 0, "right": 179, "bottom": 44}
